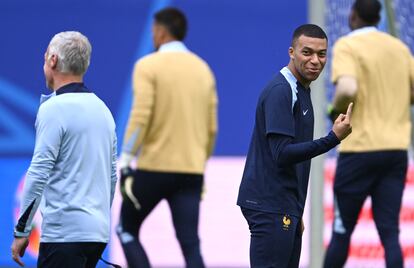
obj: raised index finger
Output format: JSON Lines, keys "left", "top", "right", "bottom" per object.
{"left": 346, "top": 102, "right": 353, "bottom": 119}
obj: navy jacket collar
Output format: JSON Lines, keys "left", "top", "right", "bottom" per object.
{"left": 56, "top": 82, "right": 91, "bottom": 95}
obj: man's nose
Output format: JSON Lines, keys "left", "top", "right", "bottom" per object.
{"left": 310, "top": 53, "right": 319, "bottom": 64}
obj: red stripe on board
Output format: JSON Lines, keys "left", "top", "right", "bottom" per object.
{"left": 324, "top": 206, "right": 414, "bottom": 222}
{"left": 323, "top": 243, "right": 414, "bottom": 259}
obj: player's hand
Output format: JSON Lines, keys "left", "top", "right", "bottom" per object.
{"left": 332, "top": 102, "right": 353, "bottom": 141}
{"left": 119, "top": 167, "right": 141, "bottom": 209}
{"left": 11, "top": 237, "right": 29, "bottom": 267}
{"left": 120, "top": 167, "right": 134, "bottom": 199}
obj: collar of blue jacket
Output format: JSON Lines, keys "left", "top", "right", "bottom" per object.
{"left": 56, "top": 82, "right": 91, "bottom": 95}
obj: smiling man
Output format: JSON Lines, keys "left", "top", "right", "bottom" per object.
{"left": 237, "top": 24, "right": 353, "bottom": 268}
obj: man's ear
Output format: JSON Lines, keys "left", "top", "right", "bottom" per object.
{"left": 48, "top": 54, "right": 58, "bottom": 69}
{"left": 288, "top": 47, "right": 294, "bottom": 60}
{"left": 159, "top": 24, "right": 170, "bottom": 40}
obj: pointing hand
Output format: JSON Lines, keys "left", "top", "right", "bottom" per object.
{"left": 332, "top": 102, "right": 353, "bottom": 141}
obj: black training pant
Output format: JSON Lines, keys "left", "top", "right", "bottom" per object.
{"left": 324, "top": 151, "right": 407, "bottom": 268}
{"left": 37, "top": 242, "right": 106, "bottom": 268}
{"left": 117, "top": 169, "right": 205, "bottom": 268}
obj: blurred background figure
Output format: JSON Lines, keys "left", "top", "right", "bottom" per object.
{"left": 116, "top": 7, "right": 218, "bottom": 268}
{"left": 11, "top": 31, "right": 117, "bottom": 268}
{"left": 324, "top": 0, "right": 414, "bottom": 267}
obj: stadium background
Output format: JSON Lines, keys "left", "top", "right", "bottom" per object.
{"left": 0, "top": 0, "right": 413, "bottom": 267}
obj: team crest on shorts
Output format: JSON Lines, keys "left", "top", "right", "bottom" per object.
{"left": 282, "top": 215, "right": 291, "bottom": 231}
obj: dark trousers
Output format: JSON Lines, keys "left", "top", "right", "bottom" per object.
{"left": 324, "top": 151, "right": 407, "bottom": 268}
{"left": 37, "top": 242, "right": 106, "bottom": 268}
{"left": 117, "top": 169, "right": 205, "bottom": 268}
{"left": 241, "top": 208, "right": 302, "bottom": 268}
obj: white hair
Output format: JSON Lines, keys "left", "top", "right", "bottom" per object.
{"left": 48, "top": 31, "right": 92, "bottom": 75}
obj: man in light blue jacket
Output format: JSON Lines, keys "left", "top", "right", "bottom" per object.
{"left": 11, "top": 31, "right": 117, "bottom": 268}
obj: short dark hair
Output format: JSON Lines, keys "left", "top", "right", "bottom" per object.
{"left": 154, "top": 7, "right": 187, "bottom": 41}
{"left": 291, "top": 24, "right": 328, "bottom": 46}
{"left": 352, "top": 0, "right": 381, "bottom": 24}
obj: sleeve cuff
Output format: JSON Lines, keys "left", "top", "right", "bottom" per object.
{"left": 14, "top": 230, "right": 30, "bottom": 238}
{"left": 328, "top": 131, "right": 341, "bottom": 146}
{"left": 118, "top": 152, "right": 134, "bottom": 169}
